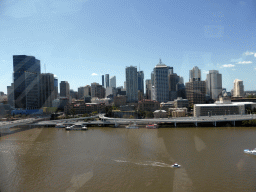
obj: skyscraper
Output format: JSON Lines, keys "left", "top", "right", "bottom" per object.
{"left": 7, "top": 83, "right": 14, "bottom": 107}
{"left": 185, "top": 66, "right": 206, "bottom": 105}
{"left": 126, "top": 66, "right": 138, "bottom": 103}
{"left": 110, "top": 76, "right": 116, "bottom": 88}
{"left": 189, "top": 66, "right": 201, "bottom": 82}
{"left": 137, "top": 71, "right": 144, "bottom": 94}
{"left": 233, "top": 79, "right": 244, "bottom": 97}
{"left": 60, "top": 81, "right": 70, "bottom": 98}
{"left": 40, "top": 73, "right": 55, "bottom": 107}
{"left": 13, "top": 55, "right": 41, "bottom": 109}
{"left": 145, "top": 79, "right": 151, "bottom": 100}
{"left": 102, "top": 75, "right": 104, "bottom": 87}
{"left": 153, "top": 59, "right": 172, "bottom": 103}
{"left": 91, "top": 82, "right": 105, "bottom": 98}
{"left": 105, "top": 74, "right": 109, "bottom": 88}
{"left": 54, "top": 75, "right": 58, "bottom": 99}
{"left": 206, "top": 70, "right": 222, "bottom": 100}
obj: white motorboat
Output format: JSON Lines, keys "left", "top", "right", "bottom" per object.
{"left": 126, "top": 122, "right": 139, "bottom": 129}
{"left": 171, "top": 163, "right": 181, "bottom": 168}
{"left": 244, "top": 148, "right": 256, "bottom": 155}
{"left": 65, "top": 126, "right": 72, "bottom": 130}
{"left": 81, "top": 126, "right": 88, "bottom": 130}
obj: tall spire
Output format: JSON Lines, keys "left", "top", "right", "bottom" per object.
{"left": 159, "top": 58, "right": 162, "bottom": 64}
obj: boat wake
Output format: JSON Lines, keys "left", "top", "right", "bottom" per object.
{"left": 114, "top": 159, "right": 173, "bottom": 168}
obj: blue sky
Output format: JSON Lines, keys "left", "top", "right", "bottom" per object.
{"left": 1, "top": 0, "right": 256, "bottom": 93}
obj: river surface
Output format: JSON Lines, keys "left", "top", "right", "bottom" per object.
{"left": 0, "top": 127, "right": 256, "bottom": 192}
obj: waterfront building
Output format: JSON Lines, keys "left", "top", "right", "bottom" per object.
{"left": 13, "top": 55, "right": 41, "bottom": 109}
{"left": 138, "top": 99, "right": 160, "bottom": 112}
{"left": 194, "top": 97, "right": 256, "bottom": 117}
{"left": 126, "top": 66, "right": 138, "bottom": 103}
{"left": 233, "top": 79, "right": 244, "bottom": 97}
{"left": 153, "top": 59, "right": 172, "bottom": 103}
{"left": 137, "top": 71, "right": 144, "bottom": 94}
{"left": 173, "top": 97, "right": 189, "bottom": 108}
{"left": 40, "top": 73, "right": 55, "bottom": 107}
{"left": 65, "top": 101, "right": 105, "bottom": 115}
{"left": 153, "top": 110, "right": 167, "bottom": 118}
{"left": 60, "top": 81, "right": 70, "bottom": 98}
{"left": 7, "top": 83, "right": 14, "bottom": 107}
{"left": 91, "top": 82, "right": 105, "bottom": 98}
{"left": 206, "top": 70, "right": 222, "bottom": 100}
{"left": 110, "top": 76, "right": 116, "bottom": 88}
{"left": 105, "top": 74, "right": 109, "bottom": 88}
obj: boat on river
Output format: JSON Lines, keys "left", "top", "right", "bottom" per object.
{"left": 244, "top": 148, "right": 256, "bottom": 155}
{"left": 171, "top": 163, "right": 181, "bottom": 168}
{"left": 146, "top": 124, "right": 158, "bottom": 129}
{"left": 65, "top": 125, "right": 87, "bottom": 131}
{"left": 55, "top": 123, "right": 66, "bottom": 128}
{"left": 126, "top": 122, "right": 139, "bottom": 129}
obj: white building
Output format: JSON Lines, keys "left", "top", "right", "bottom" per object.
{"left": 233, "top": 79, "right": 244, "bottom": 97}
{"left": 206, "top": 70, "right": 222, "bottom": 100}
{"left": 110, "top": 76, "right": 116, "bottom": 88}
{"left": 189, "top": 66, "right": 201, "bottom": 82}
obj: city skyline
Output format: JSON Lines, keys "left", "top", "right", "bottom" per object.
{"left": 1, "top": 0, "right": 256, "bottom": 93}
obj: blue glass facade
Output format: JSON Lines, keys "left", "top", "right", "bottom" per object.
{"left": 13, "top": 55, "right": 41, "bottom": 109}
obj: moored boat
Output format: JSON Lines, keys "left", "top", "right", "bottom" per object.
{"left": 171, "top": 163, "right": 181, "bottom": 168}
{"left": 146, "top": 124, "right": 158, "bottom": 129}
{"left": 126, "top": 122, "right": 139, "bottom": 129}
{"left": 55, "top": 123, "right": 65, "bottom": 128}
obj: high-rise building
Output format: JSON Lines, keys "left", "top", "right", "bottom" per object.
{"left": 84, "top": 85, "right": 91, "bottom": 96}
{"left": 105, "top": 74, "right": 109, "bottom": 88}
{"left": 60, "top": 81, "right": 70, "bottom": 98}
{"left": 91, "top": 82, "right": 105, "bottom": 98}
{"left": 189, "top": 66, "right": 201, "bottom": 82}
{"left": 153, "top": 59, "right": 172, "bottom": 103}
{"left": 233, "top": 79, "right": 244, "bottom": 97}
{"left": 137, "top": 71, "right": 144, "bottom": 94}
{"left": 185, "top": 66, "right": 206, "bottom": 105}
{"left": 102, "top": 75, "right": 104, "bottom": 87}
{"left": 40, "top": 73, "right": 55, "bottom": 107}
{"left": 206, "top": 70, "right": 222, "bottom": 100}
{"left": 54, "top": 75, "right": 58, "bottom": 99}
{"left": 145, "top": 79, "right": 151, "bottom": 100}
{"left": 126, "top": 66, "right": 138, "bottom": 103}
{"left": 168, "top": 73, "right": 180, "bottom": 101}
{"left": 7, "top": 83, "right": 14, "bottom": 107}
{"left": 13, "top": 55, "right": 41, "bottom": 109}
{"left": 110, "top": 76, "right": 116, "bottom": 88}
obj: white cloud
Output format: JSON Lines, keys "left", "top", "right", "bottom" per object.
{"left": 91, "top": 73, "right": 98, "bottom": 76}
{"left": 231, "top": 58, "right": 243, "bottom": 63}
{"left": 254, "top": 53, "right": 256, "bottom": 57}
{"left": 244, "top": 51, "right": 255, "bottom": 56}
{"left": 222, "top": 64, "right": 235, "bottom": 68}
{"left": 202, "top": 70, "right": 209, "bottom": 74}
{"left": 237, "top": 61, "right": 252, "bottom": 64}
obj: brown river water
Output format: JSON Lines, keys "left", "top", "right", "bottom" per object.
{"left": 0, "top": 127, "right": 256, "bottom": 192}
